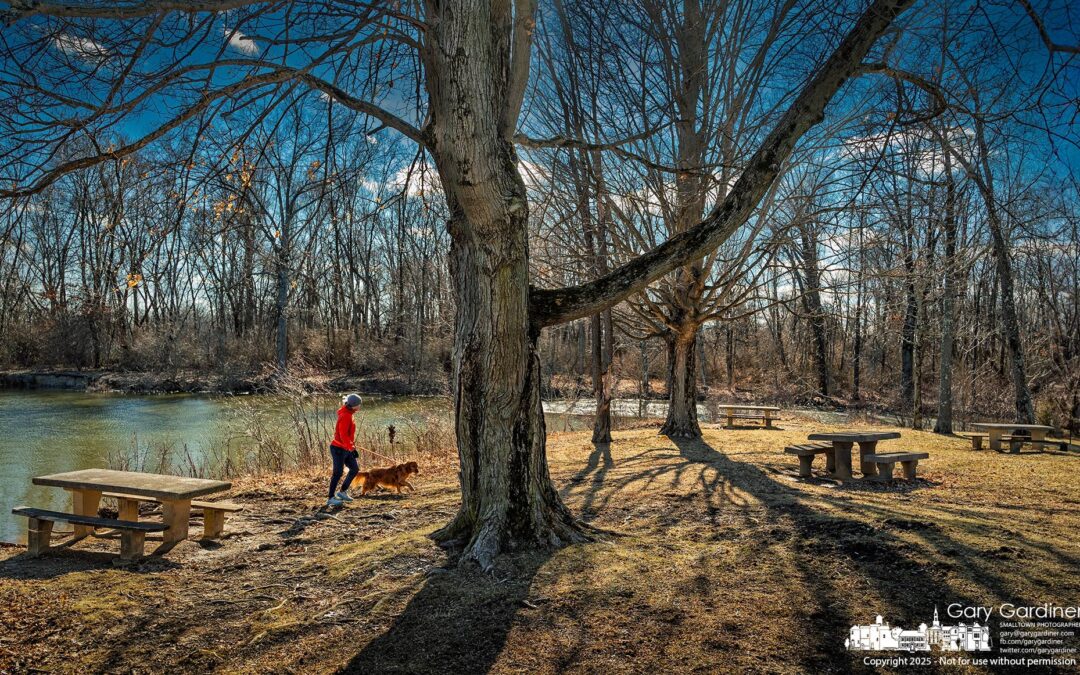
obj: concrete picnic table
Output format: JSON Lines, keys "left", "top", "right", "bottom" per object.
{"left": 970, "top": 423, "right": 1055, "bottom": 453}
{"left": 715, "top": 404, "right": 781, "bottom": 428}
{"left": 805, "top": 431, "right": 902, "bottom": 479}
{"left": 32, "top": 469, "right": 231, "bottom": 553}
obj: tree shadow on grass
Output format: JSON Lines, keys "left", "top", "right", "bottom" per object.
{"left": 336, "top": 551, "right": 548, "bottom": 674}
{"left": 662, "top": 435, "right": 1080, "bottom": 672}
{"left": 0, "top": 545, "right": 180, "bottom": 579}
{"left": 564, "top": 442, "right": 613, "bottom": 519}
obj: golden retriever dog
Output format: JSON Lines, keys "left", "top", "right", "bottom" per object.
{"left": 356, "top": 461, "right": 419, "bottom": 495}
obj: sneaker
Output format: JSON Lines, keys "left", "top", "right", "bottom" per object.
{"left": 326, "top": 497, "right": 343, "bottom": 507}
{"left": 336, "top": 491, "right": 354, "bottom": 502}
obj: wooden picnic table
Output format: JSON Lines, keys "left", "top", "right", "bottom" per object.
{"left": 806, "top": 431, "right": 902, "bottom": 480}
{"left": 32, "top": 469, "right": 231, "bottom": 552}
{"left": 970, "top": 423, "right": 1055, "bottom": 453}
{"left": 715, "top": 404, "right": 781, "bottom": 428}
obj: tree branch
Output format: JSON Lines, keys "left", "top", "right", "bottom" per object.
{"left": 501, "top": 0, "right": 537, "bottom": 138}
{"left": 530, "top": 0, "right": 915, "bottom": 327}
{"left": 290, "top": 71, "right": 426, "bottom": 146}
{"left": 2, "top": 0, "right": 265, "bottom": 22}
{"left": 855, "top": 62, "right": 948, "bottom": 122}
{"left": 515, "top": 122, "right": 715, "bottom": 175}
{"left": 1016, "top": 0, "right": 1080, "bottom": 55}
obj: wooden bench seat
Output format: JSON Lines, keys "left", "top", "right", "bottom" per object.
{"left": 12, "top": 506, "right": 167, "bottom": 560}
{"left": 784, "top": 443, "right": 835, "bottom": 477}
{"left": 863, "top": 452, "right": 929, "bottom": 481}
{"left": 102, "top": 492, "right": 242, "bottom": 539}
{"left": 997, "top": 435, "right": 1050, "bottom": 451}
{"left": 724, "top": 414, "right": 776, "bottom": 429}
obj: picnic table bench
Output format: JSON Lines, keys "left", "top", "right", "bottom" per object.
{"left": 970, "top": 423, "right": 1056, "bottom": 453}
{"left": 102, "top": 492, "right": 243, "bottom": 539}
{"left": 784, "top": 443, "right": 834, "bottom": 477}
{"left": 863, "top": 452, "right": 929, "bottom": 482}
{"left": 716, "top": 404, "right": 781, "bottom": 429}
{"left": 30, "top": 469, "right": 231, "bottom": 555}
{"left": 11, "top": 506, "right": 167, "bottom": 560}
{"left": 806, "top": 431, "right": 902, "bottom": 479}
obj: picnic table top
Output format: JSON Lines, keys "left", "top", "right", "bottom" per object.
{"left": 32, "top": 469, "right": 231, "bottom": 501}
{"left": 806, "top": 431, "right": 902, "bottom": 443}
{"left": 970, "top": 423, "right": 1055, "bottom": 431}
{"left": 714, "top": 404, "right": 781, "bottom": 411}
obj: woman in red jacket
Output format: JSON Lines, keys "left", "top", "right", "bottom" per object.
{"left": 327, "top": 393, "right": 362, "bottom": 506}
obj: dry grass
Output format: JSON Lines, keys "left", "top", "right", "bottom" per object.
{"left": 2, "top": 416, "right": 1079, "bottom": 673}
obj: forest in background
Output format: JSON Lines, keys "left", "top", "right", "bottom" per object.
{"left": 0, "top": 0, "right": 1076, "bottom": 434}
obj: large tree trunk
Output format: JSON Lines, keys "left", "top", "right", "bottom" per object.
{"left": 592, "top": 308, "right": 613, "bottom": 443}
{"left": 668, "top": 0, "right": 707, "bottom": 437}
{"left": 424, "top": 0, "right": 584, "bottom": 569}
{"left": 442, "top": 236, "right": 583, "bottom": 567}
{"left": 660, "top": 328, "right": 701, "bottom": 438}
{"left": 433, "top": 195, "right": 585, "bottom": 570}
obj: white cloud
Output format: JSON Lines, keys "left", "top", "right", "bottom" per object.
{"left": 389, "top": 162, "right": 441, "bottom": 197}
{"left": 223, "top": 26, "right": 259, "bottom": 55}
{"left": 51, "top": 34, "right": 110, "bottom": 62}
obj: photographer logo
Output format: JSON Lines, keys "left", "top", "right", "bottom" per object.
{"left": 846, "top": 607, "right": 992, "bottom": 652}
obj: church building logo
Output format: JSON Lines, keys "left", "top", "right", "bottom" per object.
{"left": 846, "top": 607, "right": 992, "bottom": 652}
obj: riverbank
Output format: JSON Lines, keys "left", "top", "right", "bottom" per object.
{"left": 0, "top": 369, "right": 447, "bottom": 396}
{"left": 3, "top": 420, "right": 1079, "bottom": 673}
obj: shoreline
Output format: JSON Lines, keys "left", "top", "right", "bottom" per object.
{"left": 0, "top": 368, "right": 447, "bottom": 396}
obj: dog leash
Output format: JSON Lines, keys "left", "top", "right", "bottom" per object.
{"left": 355, "top": 444, "right": 399, "bottom": 465}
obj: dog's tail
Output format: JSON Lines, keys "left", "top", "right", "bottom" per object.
{"left": 355, "top": 471, "right": 369, "bottom": 480}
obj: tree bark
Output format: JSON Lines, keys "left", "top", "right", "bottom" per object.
{"left": 852, "top": 233, "right": 865, "bottom": 402}
{"left": 799, "top": 225, "right": 829, "bottom": 397}
{"left": 275, "top": 242, "right": 289, "bottom": 373}
{"left": 423, "top": 0, "right": 584, "bottom": 570}
{"left": 934, "top": 152, "right": 958, "bottom": 434}
{"left": 592, "top": 308, "right": 613, "bottom": 443}
{"left": 435, "top": 207, "right": 584, "bottom": 569}
{"left": 660, "top": 329, "right": 701, "bottom": 438}
{"left": 900, "top": 273, "right": 917, "bottom": 413}
{"left": 591, "top": 150, "right": 614, "bottom": 444}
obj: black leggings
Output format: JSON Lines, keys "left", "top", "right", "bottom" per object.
{"left": 329, "top": 444, "right": 359, "bottom": 498}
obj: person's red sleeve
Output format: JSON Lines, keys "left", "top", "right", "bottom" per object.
{"left": 333, "top": 408, "right": 355, "bottom": 450}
